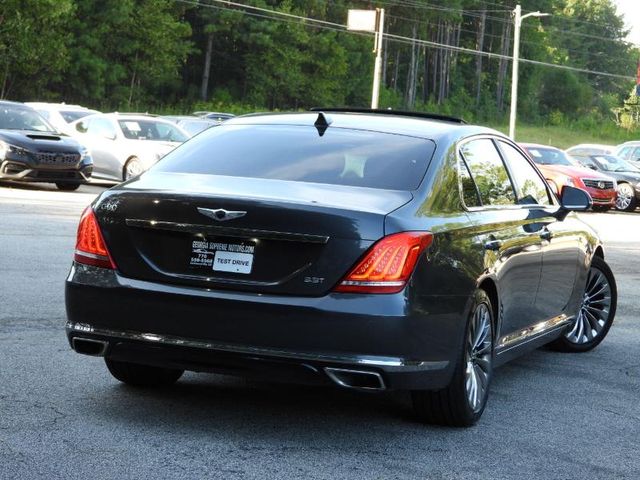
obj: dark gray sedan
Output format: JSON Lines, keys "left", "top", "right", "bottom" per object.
{"left": 65, "top": 109, "right": 617, "bottom": 426}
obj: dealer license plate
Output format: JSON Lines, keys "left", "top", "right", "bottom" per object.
{"left": 189, "top": 238, "right": 255, "bottom": 275}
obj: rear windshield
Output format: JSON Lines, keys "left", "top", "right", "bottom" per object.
{"left": 152, "top": 125, "right": 434, "bottom": 190}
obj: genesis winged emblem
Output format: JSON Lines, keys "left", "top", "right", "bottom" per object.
{"left": 197, "top": 207, "right": 247, "bottom": 222}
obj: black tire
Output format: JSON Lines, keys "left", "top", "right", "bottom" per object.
{"left": 549, "top": 255, "right": 617, "bottom": 353}
{"left": 56, "top": 182, "right": 81, "bottom": 191}
{"left": 123, "top": 157, "right": 143, "bottom": 181}
{"left": 105, "top": 358, "right": 183, "bottom": 387}
{"left": 412, "top": 289, "right": 494, "bottom": 427}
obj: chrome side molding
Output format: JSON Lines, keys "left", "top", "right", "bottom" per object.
{"left": 496, "top": 314, "right": 573, "bottom": 353}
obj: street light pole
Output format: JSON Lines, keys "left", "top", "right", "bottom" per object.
{"left": 347, "top": 8, "right": 385, "bottom": 109}
{"left": 371, "top": 8, "right": 385, "bottom": 109}
{"left": 508, "top": 5, "right": 549, "bottom": 139}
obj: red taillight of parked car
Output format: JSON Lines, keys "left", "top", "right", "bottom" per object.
{"left": 74, "top": 206, "right": 116, "bottom": 269}
{"left": 334, "top": 232, "right": 433, "bottom": 294}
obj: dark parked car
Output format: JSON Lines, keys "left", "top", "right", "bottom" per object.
{"left": 0, "top": 101, "right": 92, "bottom": 190}
{"left": 615, "top": 141, "right": 640, "bottom": 166}
{"left": 567, "top": 151, "right": 640, "bottom": 212}
{"left": 66, "top": 109, "right": 617, "bottom": 426}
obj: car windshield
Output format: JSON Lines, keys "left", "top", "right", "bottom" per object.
{"left": 0, "top": 105, "right": 56, "bottom": 132}
{"left": 525, "top": 147, "right": 573, "bottom": 166}
{"left": 591, "top": 155, "right": 640, "bottom": 172}
{"left": 60, "top": 110, "right": 93, "bottom": 123}
{"left": 117, "top": 119, "right": 188, "bottom": 142}
{"left": 153, "top": 124, "right": 434, "bottom": 190}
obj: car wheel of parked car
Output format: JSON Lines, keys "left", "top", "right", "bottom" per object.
{"left": 55, "top": 182, "right": 81, "bottom": 191}
{"left": 124, "top": 157, "right": 143, "bottom": 181}
{"left": 615, "top": 183, "right": 637, "bottom": 211}
{"left": 105, "top": 358, "right": 184, "bottom": 387}
{"left": 550, "top": 256, "right": 617, "bottom": 353}
{"left": 412, "top": 289, "right": 494, "bottom": 427}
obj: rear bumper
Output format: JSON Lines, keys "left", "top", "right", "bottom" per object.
{"left": 65, "top": 264, "right": 464, "bottom": 390}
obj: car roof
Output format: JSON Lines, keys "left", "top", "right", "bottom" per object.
{"left": 225, "top": 111, "right": 501, "bottom": 143}
{"left": 86, "top": 112, "right": 173, "bottom": 123}
{"left": 163, "top": 115, "right": 213, "bottom": 121}
{"left": 520, "top": 143, "right": 560, "bottom": 151}
{"left": 566, "top": 143, "right": 615, "bottom": 151}
{"left": 617, "top": 141, "right": 640, "bottom": 147}
{"left": 25, "top": 102, "right": 96, "bottom": 111}
{"left": 0, "top": 100, "right": 33, "bottom": 109}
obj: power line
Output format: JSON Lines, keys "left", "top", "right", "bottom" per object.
{"left": 369, "top": 0, "right": 637, "bottom": 46}
{"left": 385, "top": 13, "right": 616, "bottom": 61}
{"left": 177, "top": 0, "right": 635, "bottom": 81}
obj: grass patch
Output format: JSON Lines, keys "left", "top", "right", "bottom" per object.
{"left": 489, "top": 123, "right": 640, "bottom": 149}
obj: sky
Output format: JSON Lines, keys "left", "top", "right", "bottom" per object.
{"left": 614, "top": 0, "right": 640, "bottom": 46}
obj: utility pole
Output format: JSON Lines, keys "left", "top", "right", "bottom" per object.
{"left": 347, "top": 8, "right": 385, "bottom": 109}
{"left": 509, "top": 5, "right": 549, "bottom": 139}
{"left": 371, "top": 8, "right": 385, "bottom": 109}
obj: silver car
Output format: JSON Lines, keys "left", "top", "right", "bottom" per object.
{"left": 69, "top": 113, "right": 189, "bottom": 182}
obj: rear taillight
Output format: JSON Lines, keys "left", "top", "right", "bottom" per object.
{"left": 334, "top": 232, "right": 433, "bottom": 294}
{"left": 74, "top": 206, "right": 116, "bottom": 269}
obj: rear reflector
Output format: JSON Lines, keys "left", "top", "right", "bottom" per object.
{"left": 74, "top": 206, "right": 116, "bottom": 269}
{"left": 334, "top": 232, "right": 433, "bottom": 294}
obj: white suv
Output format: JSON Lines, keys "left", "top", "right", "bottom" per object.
{"left": 25, "top": 103, "right": 99, "bottom": 136}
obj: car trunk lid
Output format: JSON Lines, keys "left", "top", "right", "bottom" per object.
{"left": 95, "top": 173, "right": 413, "bottom": 295}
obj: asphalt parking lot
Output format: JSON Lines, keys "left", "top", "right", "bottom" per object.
{"left": 1, "top": 181, "right": 639, "bottom": 480}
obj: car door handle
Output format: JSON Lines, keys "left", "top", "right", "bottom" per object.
{"left": 540, "top": 229, "right": 552, "bottom": 241}
{"left": 484, "top": 239, "right": 502, "bottom": 251}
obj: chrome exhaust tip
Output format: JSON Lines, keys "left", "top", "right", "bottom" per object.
{"left": 71, "top": 337, "right": 108, "bottom": 357}
{"left": 324, "top": 367, "right": 386, "bottom": 391}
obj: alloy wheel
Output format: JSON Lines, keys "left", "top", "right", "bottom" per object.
{"left": 125, "top": 159, "right": 142, "bottom": 180}
{"left": 465, "top": 303, "right": 492, "bottom": 413}
{"left": 615, "top": 183, "right": 633, "bottom": 210}
{"left": 565, "top": 266, "right": 612, "bottom": 344}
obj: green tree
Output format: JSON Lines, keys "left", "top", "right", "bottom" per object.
{"left": 0, "top": 0, "right": 73, "bottom": 99}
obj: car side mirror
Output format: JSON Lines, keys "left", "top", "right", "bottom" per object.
{"left": 555, "top": 186, "right": 592, "bottom": 220}
{"left": 588, "top": 165, "right": 597, "bottom": 170}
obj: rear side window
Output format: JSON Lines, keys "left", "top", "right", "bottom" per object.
{"left": 498, "top": 142, "right": 552, "bottom": 206}
{"left": 153, "top": 125, "right": 435, "bottom": 190}
{"left": 459, "top": 139, "right": 516, "bottom": 206}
